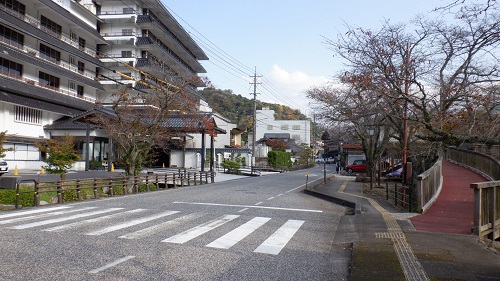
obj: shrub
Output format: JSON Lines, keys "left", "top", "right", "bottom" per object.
{"left": 268, "top": 150, "right": 292, "bottom": 168}
{"left": 222, "top": 160, "right": 240, "bottom": 174}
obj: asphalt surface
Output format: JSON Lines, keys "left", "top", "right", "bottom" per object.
{"left": 1, "top": 165, "right": 500, "bottom": 281}
{"left": 307, "top": 172, "right": 500, "bottom": 281}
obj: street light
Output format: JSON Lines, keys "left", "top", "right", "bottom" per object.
{"left": 321, "top": 131, "right": 330, "bottom": 184}
{"left": 367, "top": 127, "right": 374, "bottom": 190}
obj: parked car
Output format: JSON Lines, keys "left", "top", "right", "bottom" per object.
{"left": 387, "top": 167, "right": 403, "bottom": 179}
{"left": 0, "top": 159, "right": 9, "bottom": 176}
{"left": 345, "top": 160, "right": 367, "bottom": 174}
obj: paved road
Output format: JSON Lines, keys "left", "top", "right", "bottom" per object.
{"left": 0, "top": 166, "right": 350, "bottom": 280}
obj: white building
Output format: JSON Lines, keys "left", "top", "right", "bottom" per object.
{"left": 0, "top": 0, "right": 209, "bottom": 170}
{"left": 255, "top": 108, "right": 311, "bottom": 146}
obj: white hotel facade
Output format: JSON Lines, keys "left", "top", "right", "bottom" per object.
{"left": 0, "top": 0, "right": 209, "bottom": 170}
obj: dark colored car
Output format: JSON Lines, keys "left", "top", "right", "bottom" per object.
{"left": 345, "top": 160, "right": 367, "bottom": 174}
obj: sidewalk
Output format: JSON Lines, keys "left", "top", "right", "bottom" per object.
{"left": 306, "top": 174, "right": 500, "bottom": 281}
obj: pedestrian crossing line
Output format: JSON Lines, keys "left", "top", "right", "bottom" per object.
{"left": 119, "top": 212, "right": 203, "bottom": 239}
{"left": 162, "top": 215, "right": 239, "bottom": 244}
{"left": 0, "top": 207, "right": 97, "bottom": 225}
{"left": 85, "top": 210, "right": 179, "bottom": 236}
{"left": 206, "top": 217, "right": 271, "bottom": 249}
{"left": 43, "top": 209, "right": 146, "bottom": 232}
{"left": 8, "top": 208, "right": 121, "bottom": 230}
{"left": 253, "top": 219, "right": 304, "bottom": 255}
{"left": 0, "top": 206, "right": 72, "bottom": 219}
{"left": 173, "top": 201, "right": 323, "bottom": 213}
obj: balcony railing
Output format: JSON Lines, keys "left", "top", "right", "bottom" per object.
{"left": 0, "top": 3, "right": 98, "bottom": 58}
{"left": 0, "top": 35, "right": 96, "bottom": 80}
{"left": 0, "top": 69, "right": 96, "bottom": 103}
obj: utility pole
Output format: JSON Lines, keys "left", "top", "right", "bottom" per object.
{"left": 249, "top": 67, "right": 261, "bottom": 161}
{"left": 402, "top": 42, "right": 410, "bottom": 185}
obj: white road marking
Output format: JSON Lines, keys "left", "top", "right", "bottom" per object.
{"left": 0, "top": 207, "right": 95, "bottom": 225}
{"left": 277, "top": 194, "right": 283, "bottom": 197}
{"left": 254, "top": 202, "right": 263, "bottom": 205}
{"left": 0, "top": 206, "right": 72, "bottom": 219}
{"left": 237, "top": 208, "right": 249, "bottom": 212}
{"left": 285, "top": 186, "right": 302, "bottom": 193}
{"left": 206, "top": 217, "right": 271, "bottom": 249}
{"left": 173, "top": 201, "right": 322, "bottom": 213}
{"left": 85, "top": 210, "right": 179, "bottom": 236}
{"left": 119, "top": 213, "right": 201, "bottom": 239}
{"left": 44, "top": 209, "right": 145, "bottom": 232}
{"left": 254, "top": 219, "right": 304, "bottom": 255}
{"left": 89, "top": 256, "right": 135, "bottom": 274}
{"left": 267, "top": 197, "right": 275, "bottom": 200}
{"left": 8, "top": 208, "right": 117, "bottom": 229}
{"left": 162, "top": 215, "right": 239, "bottom": 244}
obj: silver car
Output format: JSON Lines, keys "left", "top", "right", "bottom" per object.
{"left": 0, "top": 159, "right": 9, "bottom": 176}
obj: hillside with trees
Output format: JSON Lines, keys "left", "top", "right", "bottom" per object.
{"left": 198, "top": 87, "right": 308, "bottom": 133}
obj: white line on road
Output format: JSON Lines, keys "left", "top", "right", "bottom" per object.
{"left": 254, "top": 202, "right": 263, "bottom": 205}
{"left": 85, "top": 210, "right": 179, "bottom": 236}
{"left": 267, "top": 197, "right": 275, "bottom": 200}
{"left": 0, "top": 207, "right": 96, "bottom": 225}
{"left": 237, "top": 208, "right": 249, "bottom": 212}
{"left": 277, "top": 194, "right": 283, "bottom": 197}
{"left": 89, "top": 256, "right": 135, "bottom": 274}
{"left": 0, "top": 206, "right": 72, "bottom": 219}
{"left": 119, "top": 213, "right": 202, "bottom": 239}
{"left": 206, "top": 217, "right": 271, "bottom": 249}
{"left": 254, "top": 220, "right": 304, "bottom": 255}
{"left": 44, "top": 209, "right": 146, "bottom": 232}
{"left": 162, "top": 215, "right": 239, "bottom": 244}
{"left": 173, "top": 202, "right": 323, "bottom": 213}
{"left": 8, "top": 208, "right": 116, "bottom": 229}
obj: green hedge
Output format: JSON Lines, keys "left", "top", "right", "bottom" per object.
{"left": 268, "top": 150, "right": 292, "bottom": 168}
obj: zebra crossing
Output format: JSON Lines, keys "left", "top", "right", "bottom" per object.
{"left": 1, "top": 206, "right": 305, "bottom": 255}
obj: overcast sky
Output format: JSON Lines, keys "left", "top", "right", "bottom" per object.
{"left": 165, "top": 0, "right": 450, "bottom": 116}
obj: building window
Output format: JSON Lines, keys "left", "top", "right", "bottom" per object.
{"left": 40, "top": 43, "right": 61, "bottom": 62}
{"left": 40, "top": 15, "right": 61, "bottom": 35}
{"left": 123, "top": 7, "right": 134, "bottom": 14}
{"left": 122, "top": 29, "right": 133, "bottom": 36}
{"left": 39, "top": 71, "right": 59, "bottom": 88}
{"left": 121, "top": 50, "right": 132, "bottom": 58}
{"left": 0, "top": 24, "right": 24, "bottom": 45}
{"left": 0, "top": 57, "right": 22, "bottom": 76}
{"left": 15, "top": 106, "right": 42, "bottom": 124}
{"left": 69, "top": 81, "right": 76, "bottom": 92}
{"left": 77, "top": 85, "right": 84, "bottom": 97}
{"left": 267, "top": 125, "right": 273, "bottom": 130}
{"left": 69, "top": 56, "right": 76, "bottom": 66}
{"left": 281, "top": 125, "right": 289, "bottom": 130}
{"left": 77, "top": 61, "right": 85, "bottom": 74}
{"left": 70, "top": 31, "right": 77, "bottom": 42}
{"left": 78, "top": 37, "right": 86, "bottom": 50}
{"left": 0, "top": 0, "right": 26, "bottom": 15}
{"left": 292, "top": 125, "right": 301, "bottom": 130}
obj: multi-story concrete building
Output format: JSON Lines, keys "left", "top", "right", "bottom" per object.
{"left": 0, "top": 0, "right": 209, "bottom": 170}
{"left": 255, "top": 108, "right": 311, "bottom": 146}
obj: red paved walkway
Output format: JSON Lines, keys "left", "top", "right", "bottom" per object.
{"left": 409, "top": 160, "right": 488, "bottom": 234}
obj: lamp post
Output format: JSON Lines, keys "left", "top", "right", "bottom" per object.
{"left": 367, "top": 127, "right": 374, "bottom": 190}
{"left": 321, "top": 131, "right": 330, "bottom": 184}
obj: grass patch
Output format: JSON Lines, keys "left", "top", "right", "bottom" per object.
{"left": 350, "top": 240, "right": 405, "bottom": 281}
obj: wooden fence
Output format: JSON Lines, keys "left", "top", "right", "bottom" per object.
{"left": 14, "top": 171, "right": 216, "bottom": 209}
{"left": 415, "top": 159, "right": 443, "bottom": 213}
{"left": 470, "top": 181, "right": 500, "bottom": 240}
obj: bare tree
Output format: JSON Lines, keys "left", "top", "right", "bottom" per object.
{"left": 91, "top": 75, "right": 205, "bottom": 176}
{"left": 313, "top": 3, "right": 499, "bottom": 150}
